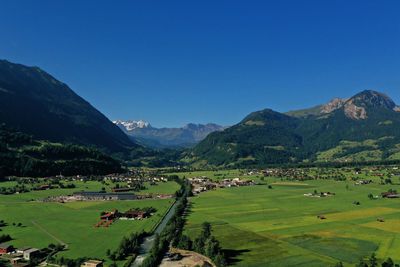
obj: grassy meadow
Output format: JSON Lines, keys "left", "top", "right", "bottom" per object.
{"left": 0, "top": 180, "right": 179, "bottom": 265}
{"left": 182, "top": 172, "right": 400, "bottom": 266}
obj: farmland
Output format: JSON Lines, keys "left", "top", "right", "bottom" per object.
{"left": 180, "top": 168, "right": 400, "bottom": 266}
{"left": 0, "top": 179, "right": 179, "bottom": 266}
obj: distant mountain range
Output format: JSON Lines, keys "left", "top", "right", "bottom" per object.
{"left": 191, "top": 90, "right": 400, "bottom": 167}
{"left": 2, "top": 59, "right": 400, "bottom": 170}
{"left": 114, "top": 120, "right": 226, "bottom": 148}
{"left": 0, "top": 60, "right": 136, "bottom": 153}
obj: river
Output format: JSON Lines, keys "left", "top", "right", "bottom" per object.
{"left": 131, "top": 200, "right": 179, "bottom": 267}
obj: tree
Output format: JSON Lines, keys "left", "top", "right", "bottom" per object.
{"left": 177, "top": 235, "right": 192, "bottom": 250}
{"left": 369, "top": 253, "right": 378, "bottom": 267}
{"left": 204, "top": 236, "right": 220, "bottom": 259}
{"left": 214, "top": 253, "right": 227, "bottom": 267}
{"left": 382, "top": 258, "right": 394, "bottom": 267}
{"left": 334, "top": 262, "right": 344, "bottom": 267}
{"left": 109, "top": 252, "right": 116, "bottom": 261}
{"left": 193, "top": 237, "right": 205, "bottom": 254}
{"left": 355, "top": 259, "right": 368, "bottom": 267}
{"left": 201, "top": 222, "right": 212, "bottom": 239}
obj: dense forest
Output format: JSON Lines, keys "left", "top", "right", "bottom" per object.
{"left": 0, "top": 124, "right": 123, "bottom": 177}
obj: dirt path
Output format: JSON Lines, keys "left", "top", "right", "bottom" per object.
{"left": 160, "top": 248, "right": 216, "bottom": 267}
{"left": 31, "top": 220, "right": 68, "bottom": 248}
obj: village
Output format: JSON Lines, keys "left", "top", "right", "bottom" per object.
{"left": 189, "top": 176, "right": 255, "bottom": 195}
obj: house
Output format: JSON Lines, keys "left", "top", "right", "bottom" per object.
{"left": 122, "top": 210, "right": 148, "bottom": 220}
{"left": 39, "top": 184, "right": 51, "bottom": 190}
{"left": 100, "top": 210, "right": 118, "bottom": 221}
{"left": 16, "top": 247, "right": 31, "bottom": 254}
{"left": 23, "top": 248, "right": 40, "bottom": 260}
{"left": 81, "top": 260, "right": 103, "bottom": 267}
{"left": 0, "top": 243, "right": 14, "bottom": 254}
{"left": 111, "top": 188, "right": 131, "bottom": 193}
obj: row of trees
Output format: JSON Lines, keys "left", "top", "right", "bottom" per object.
{"left": 335, "top": 253, "right": 399, "bottom": 267}
{"left": 141, "top": 177, "right": 228, "bottom": 267}
{"left": 48, "top": 256, "right": 88, "bottom": 267}
{"left": 107, "top": 232, "right": 146, "bottom": 262}
{"left": 140, "top": 178, "right": 191, "bottom": 267}
{"left": 357, "top": 253, "right": 398, "bottom": 267}
{"left": 177, "top": 222, "right": 227, "bottom": 266}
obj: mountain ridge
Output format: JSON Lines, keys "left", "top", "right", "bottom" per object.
{"left": 115, "top": 120, "right": 226, "bottom": 148}
{"left": 0, "top": 59, "right": 136, "bottom": 152}
{"left": 191, "top": 90, "right": 400, "bottom": 167}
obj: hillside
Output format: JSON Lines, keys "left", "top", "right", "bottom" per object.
{"left": 192, "top": 109, "right": 302, "bottom": 166}
{"left": 0, "top": 60, "right": 135, "bottom": 152}
{"left": 0, "top": 124, "right": 122, "bottom": 177}
{"left": 191, "top": 90, "right": 400, "bottom": 167}
{"left": 114, "top": 120, "right": 225, "bottom": 148}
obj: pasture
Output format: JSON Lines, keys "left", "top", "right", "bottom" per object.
{"left": 184, "top": 177, "right": 400, "bottom": 266}
{"left": 0, "top": 180, "right": 179, "bottom": 265}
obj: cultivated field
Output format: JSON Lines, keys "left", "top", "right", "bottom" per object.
{"left": 182, "top": 171, "right": 400, "bottom": 266}
{"left": 0, "top": 180, "right": 179, "bottom": 265}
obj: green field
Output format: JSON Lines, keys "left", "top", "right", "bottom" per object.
{"left": 0, "top": 180, "right": 179, "bottom": 265}
{"left": 184, "top": 176, "right": 400, "bottom": 266}
{"left": 139, "top": 181, "right": 180, "bottom": 195}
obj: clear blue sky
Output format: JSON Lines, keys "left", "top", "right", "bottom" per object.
{"left": 1, "top": 0, "right": 400, "bottom": 127}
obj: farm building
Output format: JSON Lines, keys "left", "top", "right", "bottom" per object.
{"left": 16, "top": 247, "right": 31, "bottom": 254}
{"left": 381, "top": 192, "right": 400, "bottom": 198}
{"left": 100, "top": 210, "right": 118, "bottom": 221}
{"left": 122, "top": 209, "right": 149, "bottom": 220}
{"left": 23, "top": 248, "right": 40, "bottom": 260}
{"left": 111, "top": 188, "right": 131, "bottom": 192}
{"left": 81, "top": 260, "right": 103, "bottom": 267}
{"left": 0, "top": 243, "right": 14, "bottom": 254}
{"left": 355, "top": 179, "right": 372, "bottom": 185}
{"left": 73, "top": 192, "right": 136, "bottom": 201}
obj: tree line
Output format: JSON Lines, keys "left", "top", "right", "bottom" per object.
{"left": 141, "top": 176, "right": 228, "bottom": 267}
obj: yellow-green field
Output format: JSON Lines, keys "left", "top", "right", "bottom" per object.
{"left": 182, "top": 174, "right": 400, "bottom": 266}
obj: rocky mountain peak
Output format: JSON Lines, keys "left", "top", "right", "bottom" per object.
{"left": 338, "top": 90, "right": 398, "bottom": 120}
{"left": 113, "top": 120, "right": 151, "bottom": 131}
{"left": 321, "top": 98, "right": 347, "bottom": 114}
{"left": 350, "top": 90, "right": 396, "bottom": 110}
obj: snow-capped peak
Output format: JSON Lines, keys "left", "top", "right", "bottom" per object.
{"left": 113, "top": 120, "right": 151, "bottom": 131}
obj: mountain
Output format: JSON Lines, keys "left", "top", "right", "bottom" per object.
{"left": 0, "top": 124, "right": 122, "bottom": 177}
{"left": 191, "top": 90, "right": 400, "bottom": 167}
{"left": 0, "top": 60, "right": 135, "bottom": 152}
{"left": 114, "top": 120, "right": 225, "bottom": 148}
{"left": 113, "top": 120, "right": 150, "bottom": 131}
{"left": 192, "top": 110, "right": 302, "bottom": 166}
